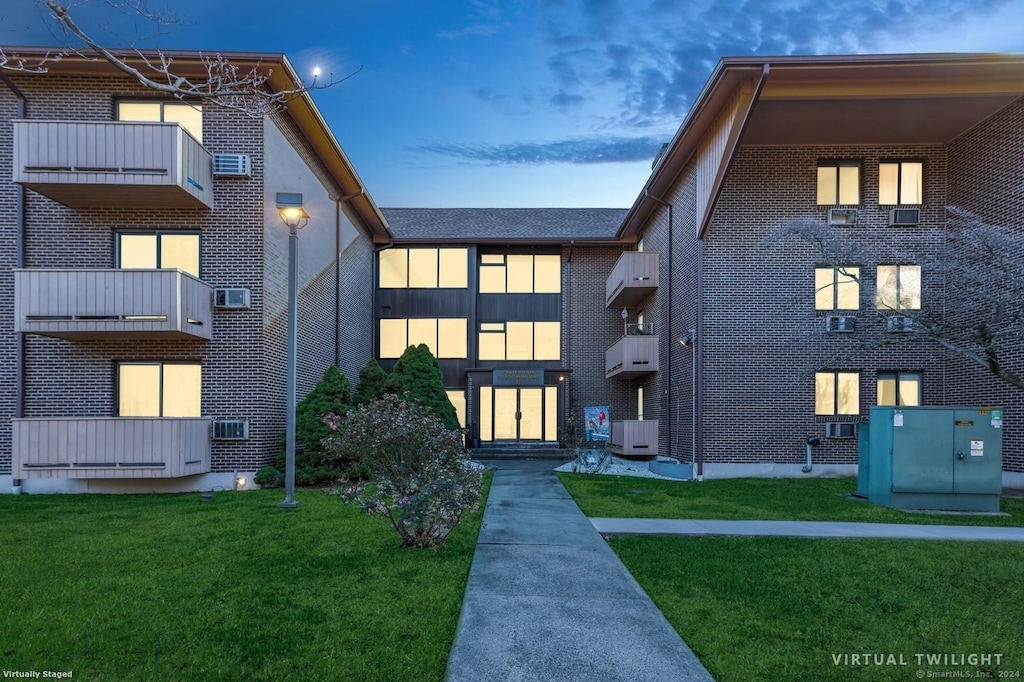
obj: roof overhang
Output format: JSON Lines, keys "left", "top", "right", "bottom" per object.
{"left": 619, "top": 52, "right": 1024, "bottom": 239}
{"left": 1, "top": 46, "right": 392, "bottom": 240}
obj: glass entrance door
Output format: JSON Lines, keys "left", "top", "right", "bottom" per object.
{"left": 480, "top": 385, "right": 558, "bottom": 442}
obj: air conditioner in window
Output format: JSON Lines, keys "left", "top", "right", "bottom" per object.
{"left": 214, "top": 288, "right": 251, "bottom": 309}
{"left": 889, "top": 208, "right": 920, "bottom": 226}
{"left": 213, "top": 154, "right": 252, "bottom": 177}
{"left": 886, "top": 315, "right": 915, "bottom": 333}
{"left": 826, "top": 315, "right": 857, "bottom": 333}
{"left": 213, "top": 420, "right": 249, "bottom": 441}
{"left": 828, "top": 208, "right": 858, "bottom": 225}
{"left": 825, "top": 422, "right": 857, "bottom": 439}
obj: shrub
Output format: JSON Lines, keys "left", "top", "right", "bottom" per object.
{"left": 353, "top": 359, "right": 388, "bottom": 405}
{"left": 383, "top": 344, "right": 459, "bottom": 431}
{"left": 323, "top": 395, "right": 482, "bottom": 548}
{"left": 254, "top": 466, "right": 282, "bottom": 488}
{"left": 296, "top": 365, "right": 353, "bottom": 452}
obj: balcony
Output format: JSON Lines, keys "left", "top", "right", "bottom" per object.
{"left": 12, "top": 418, "right": 212, "bottom": 479}
{"left": 606, "top": 251, "right": 659, "bottom": 309}
{"left": 606, "top": 325, "right": 659, "bottom": 378}
{"left": 610, "top": 420, "right": 659, "bottom": 458}
{"left": 15, "top": 268, "right": 213, "bottom": 341}
{"left": 12, "top": 120, "right": 214, "bottom": 209}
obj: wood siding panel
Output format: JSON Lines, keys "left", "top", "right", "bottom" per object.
{"left": 610, "top": 420, "right": 659, "bottom": 456}
{"left": 12, "top": 418, "right": 211, "bottom": 479}
{"left": 606, "top": 251, "right": 660, "bottom": 308}
{"left": 14, "top": 268, "right": 213, "bottom": 340}
{"left": 606, "top": 335, "right": 660, "bottom": 378}
{"left": 11, "top": 120, "right": 213, "bottom": 209}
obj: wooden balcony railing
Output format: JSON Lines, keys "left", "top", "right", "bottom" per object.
{"left": 606, "top": 251, "right": 659, "bottom": 308}
{"left": 610, "top": 420, "right": 659, "bottom": 457}
{"left": 605, "top": 334, "right": 659, "bottom": 378}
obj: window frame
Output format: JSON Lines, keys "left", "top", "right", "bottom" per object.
{"left": 876, "top": 371, "right": 922, "bottom": 407}
{"left": 814, "top": 370, "right": 860, "bottom": 416}
{"left": 116, "top": 361, "right": 202, "bottom": 417}
{"left": 115, "top": 99, "right": 204, "bottom": 143}
{"left": 816, "top": 161, "right": 861, "bottom": 206}
{"left": 116, "top": 231, "right": 202, "bottom": 278}
{"left": 377, "top": 248, "right": 468, "bottom": 289}
{"left": 477, "top": 321, "right": 561, "bottom": 361}
{"left": 377, "top": 318, "right": 468, "bottom": 359}
{"left": 875, "top": 264, "right": 922, "bottom": 311}
{"left": 878, "top": 160, "right": 924, "bottom": 206}
{"left": 478, "top": 253, "right": 561, "bottom": 294}
{"left": 814, "top": 265, "right": 861, "bottom": 311}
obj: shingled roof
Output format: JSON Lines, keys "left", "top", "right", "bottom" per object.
{"left": 381, "top": 208, "right": 628, "bottom": 242}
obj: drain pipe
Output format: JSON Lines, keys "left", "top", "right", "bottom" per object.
{"left": 566, "top": 240, "right": 574, "bottom": 431}
{"left": 643, "top": 192, "right": 673, "bottom": 461}
{"left": 2, "top": 72, "right": 27, "bottom": 493}
{"left": 803, "top": 436, "right": 820, "bottom": 473}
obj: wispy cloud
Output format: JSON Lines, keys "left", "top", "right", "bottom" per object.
{"left": 436, "top": 0, "right": 510, "bottom": 39}
{"left": 413, "top": 135, "right": 664, "bottom": 165}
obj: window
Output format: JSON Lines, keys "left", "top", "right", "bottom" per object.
{"left": 378, "top": 318, "right": 467, "bottom": 359}
{"left": 877, "top": 372, "right": 921, "bottom": 406}
{"left": 817, "top": 162, "right": 860, "bottom": 205}
{"left": 118, "top": 362, "right": 201, "bottom": 417}
{"left": 479, "top": 254, "right": 561, "bottom": 293}
{"left": 875, "top": 265, "right": 921, "bottom": 310}
{"left": 637, "top": 238, "right": 645, "bottom": 253}
{"left": 446, "top": 390, "right": 467, "bottom": 428}
{"left": 879, "top": 161, "right": 923, "bottom": 205}
{"left": 478, "top": 321, "right": 560, "bottom": 361}
{"left": 815, "top": 371, "right": 859, "bottom": 415}
{"left": 117, "top": 101, "right": 203, "bottom": 142}
{"left": 637, "top": 386, "right": 644, "bottom": 421}
{"left": 118, "top": 232, "right": 200, "bottom": 277}
{"left": 378, "top": 248, "right": 468, "bottom": 289}
{"left": 815, "top": 266, "right": 860, "bottom": 310}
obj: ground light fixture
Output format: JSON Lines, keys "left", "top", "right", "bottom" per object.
{"left": 276, "top": 192, "right": 309, "bottom": 509}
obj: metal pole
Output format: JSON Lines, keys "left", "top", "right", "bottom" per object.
{"left": 281, "top": 224, "right": 300, "bottom": 509}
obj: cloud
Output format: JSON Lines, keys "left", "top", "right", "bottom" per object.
{"left": 413, "top": 135, "right": 665, "bottom": 165}
{"left": 437, "top": 23, "right": 503, "bottom": 40}
{"left": 471, "top": 86, "right": 506, "bottom": 103}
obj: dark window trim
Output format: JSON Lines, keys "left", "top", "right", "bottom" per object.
{"left": 115, "top": 360, "right": 202, "bottom": 417}
{"left": 115, "top": 230, "right": 202, "bottom": 278}
{"left": 816, "top": 159, "right": 862, "bottom": 206}
{"left": 878, "top": 159, "right": 926, "bottom": 205}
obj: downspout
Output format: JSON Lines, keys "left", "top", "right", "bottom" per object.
{"left": 644, "top": 192, "right": 672, "bottom": 461}
{"left": 335, "top": 189, "right": 365, "bottom": 368}
{"left": 1, "top": 72, "right": 26, "bottom": 490}
{"left": 566, "top": 239, "right": 574, "bottom": 435}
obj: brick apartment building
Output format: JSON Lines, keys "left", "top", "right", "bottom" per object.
{"left": 2, "top": 50, "right": 1022, "bottom": 492}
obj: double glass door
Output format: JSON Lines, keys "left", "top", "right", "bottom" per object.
{"left": 480, "top": 386, "right": 558, "bottom": 442}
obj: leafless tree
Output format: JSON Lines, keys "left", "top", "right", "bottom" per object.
{"left": 0, "top": 0, "right": 359, "bottom": 116}
{"left": 774, "top": 209, "right": 1024, "bottom": 391}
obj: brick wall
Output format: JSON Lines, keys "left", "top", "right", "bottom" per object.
{"left": 337, "top": 232, "right": 375, "bottom": 386}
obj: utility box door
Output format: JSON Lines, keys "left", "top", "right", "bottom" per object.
{"left": 952, "top": 409, "right": 1002, "bottom": 494}
{"left": 890, "top": 409, "right": 953, "bottom": 494}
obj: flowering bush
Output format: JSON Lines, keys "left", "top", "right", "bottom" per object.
{"left": 322, "top": 394, "right": 483, "bottom": 548}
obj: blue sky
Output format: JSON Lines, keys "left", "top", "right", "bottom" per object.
{"left": 3, "top": 0, "right": 1024, "bottom": 208}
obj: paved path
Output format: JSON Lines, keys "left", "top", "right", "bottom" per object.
{"left": 445, "top": 460, "right": 714, "bottom": 682}
{"left": 591, "top": 518, "right": 1024, "bottom": 541}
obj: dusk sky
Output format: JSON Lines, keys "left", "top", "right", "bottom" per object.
{"left": 3, "top": 0, "right": 1024, "bottom": 208}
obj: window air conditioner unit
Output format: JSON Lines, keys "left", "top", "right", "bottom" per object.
{"left": 213, "top": 154, "right": 252, "bottom": 177}
{"left": 214, "top": 288, "right": 251, "bottom": 309}
{"left": 213, "top": 420, "right": 249, "bottom": 441}
{"left": 826, "top": 315, "right": 857, "bottom": 333}
{"left": 886, "top": 315, "right": 914, "bottom": 333}
{"left": 889, "top": 208, "right": 920, "bottom": 226}
{"left": 828, "top": 208, "right": 858, "bottom": 225}
{"left": 825, "top": 422, "right": 857, "bottom": 439}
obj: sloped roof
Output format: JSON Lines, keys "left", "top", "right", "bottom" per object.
{"left": 381, "top": 208, "right": 628, "bottom": 243}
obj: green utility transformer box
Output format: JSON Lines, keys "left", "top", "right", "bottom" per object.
{"left": 858, "top": 406, "right": 1004, "bottom": 512}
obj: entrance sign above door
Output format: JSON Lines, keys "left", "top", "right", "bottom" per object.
{"left": 493, "top": 368, "right": 545, "bottom": 386}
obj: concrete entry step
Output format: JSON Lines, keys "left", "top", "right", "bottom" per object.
{"left": 470, "top": 446, "right": 568, "bottom": 460}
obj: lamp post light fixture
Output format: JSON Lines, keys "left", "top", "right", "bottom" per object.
{"left": 276, "top": 193, "right": 309, "bottom": 509}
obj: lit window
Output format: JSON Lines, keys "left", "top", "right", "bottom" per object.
{"left": 533, "top": 321, "right": 561, "bottom": 360}
{"left": 118, "top": 362, "right": 201, "bottom": 417}
{"left": 117, "top": 232, "right": 200, "bottom": 277}
{"left": 478, "top": 322, "right": 560, "bottom": 361}
{"left": 815, "top": 371, "right": 859, "bottom": 416}
{"left": 637, "top": 386, "right": 644, "bottom": 421}
{"left": 117, "top": 101, "right": 203, "bottom": 142}
{"left": 446, "top": 390, "right": 466, "bottom": 428}
{"left": 875, "top": 265, "right": 921, "bottom": 310}
{"left": 817, "top": 162, "right": 860, "bottom": 205}
{"left": 815, "top": 266, "right": 860, "bottom": 310}
{"left": 879, "top": 161, "right": 923, "bottom": 205}
{"left": 379, "top": 248, "right": 467, "bottom": 289}
{"left": 378, "top": 318, "right": 468, "bottom": 359}
{"left": 479, "top": 254, "right": 561, "bottom": 293}
{"left": 877, "top": 372, "right": 921, "bottom": 406}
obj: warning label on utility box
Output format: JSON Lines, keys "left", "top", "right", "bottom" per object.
{"left": 970, "top": 440, "right": 984, "bottom": 457}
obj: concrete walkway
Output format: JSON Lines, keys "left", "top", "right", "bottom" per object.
{"left": 591, "top": 518, "right": 1024, "bottom": 542}
{"left": 445, "top": 459, "right": 714, "bottom": 682}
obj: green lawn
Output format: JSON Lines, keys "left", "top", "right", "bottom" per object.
{"left": 612, "top": 536, "right": 1024, "bottom": 681}
{"left": 0, "top": 475, "right": 490, "bottom": 681}
{"left": 557, "top": 474, "right": 1024, "bottom": 526}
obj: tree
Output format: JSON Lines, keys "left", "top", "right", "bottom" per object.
{"left": 295, "top": 365, "right": 353, "bottom": 452}
{"left": 0, "top": 1, "right": 359, "bottom": 116}
{"left": 775, "top": 208, "right": 1023, "bottom": 391}
{"left": 384, "top": 344, "right": 460, "bottom": 430}
{"left": 353, "top": 358, "right": 388, "bottom": 405}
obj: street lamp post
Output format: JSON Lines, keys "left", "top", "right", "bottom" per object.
{"left": 276, "top": 193, "right": 309, "bottom": 509}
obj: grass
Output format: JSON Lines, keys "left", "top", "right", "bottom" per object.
{"left": 0, "top": 474, "right": 491, "bottom": 682}
{"left": 557, "top": 474, "right": 1024, "bottom": 526}
{"left": 612, "top": 536, "right": 1024, "bottom": 681}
